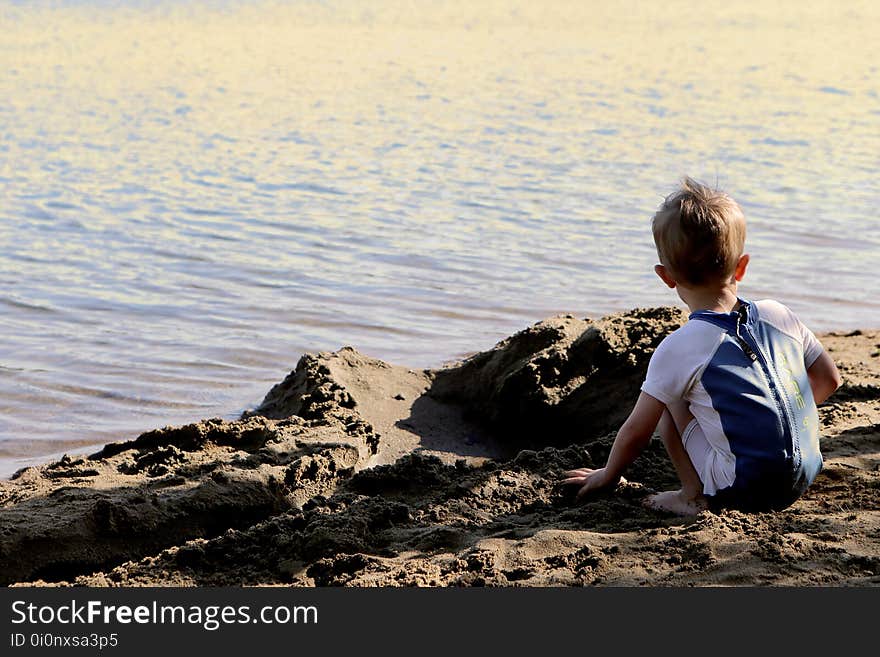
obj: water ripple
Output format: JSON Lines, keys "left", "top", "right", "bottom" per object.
{"left": 1, "top": 0, "right": 877, "bottom": 477}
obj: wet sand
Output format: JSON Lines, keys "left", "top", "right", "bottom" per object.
{"left": 2, "top": 307, "right": 878, "bottom": 586}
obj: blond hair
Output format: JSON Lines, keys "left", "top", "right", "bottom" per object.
{"left": 651, "top": 177, "right": 746, "bottom": 286}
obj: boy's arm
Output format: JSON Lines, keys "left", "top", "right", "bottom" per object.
{"left": 562, "top": 392, "right": 666, "bottom": 499}
{"left": 807, "top": 350, "right": 842, "bottom": 405}
{"left": 788, "top": 305, "right": 841, "bottom": 404}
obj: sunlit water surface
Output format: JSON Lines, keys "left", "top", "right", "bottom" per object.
{"left": 1, "top": 1, "right": 878, "bottom": 476}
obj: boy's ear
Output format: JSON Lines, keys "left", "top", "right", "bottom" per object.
{"left": 654, "top": 264, "right": 676, "bottom": 289}
{"left": 734, "top": 254, "right": 750, "bottom": 282}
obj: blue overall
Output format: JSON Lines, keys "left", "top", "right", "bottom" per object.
{"left": 689, "top": 299, "right": 822, "bottom": 511}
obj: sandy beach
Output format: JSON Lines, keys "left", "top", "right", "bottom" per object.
{"left": 1, "top": 306, "right": 878, "bottom": 587}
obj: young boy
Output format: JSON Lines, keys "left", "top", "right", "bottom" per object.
{"left": 563, "top": 177, "right": 842, "bottom": 514}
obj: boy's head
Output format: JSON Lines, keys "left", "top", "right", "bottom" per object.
{"left": 652, "top": 177, "right": 747, "bottom": 289}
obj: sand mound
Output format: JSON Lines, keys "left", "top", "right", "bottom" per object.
{"left": 2, "top": 309, "right": 878, "bottom": 587}
{"left": 429, "top": 306, "right": 686, "bottom": 441}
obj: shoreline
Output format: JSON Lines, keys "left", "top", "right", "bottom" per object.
{"left": 2, "top": 307, "right": 878, "bottom": 586}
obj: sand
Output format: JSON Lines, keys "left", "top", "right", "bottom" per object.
{"left": 1, "top": 307, "right": 878, "bottom": 587}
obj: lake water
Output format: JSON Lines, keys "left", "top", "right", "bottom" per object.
{"left": 1, "top": 0, "right": 878, "bottom": 477}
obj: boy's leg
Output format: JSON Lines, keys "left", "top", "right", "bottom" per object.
{"left": 645, "top": 401, "right": 708, "bottom": 515}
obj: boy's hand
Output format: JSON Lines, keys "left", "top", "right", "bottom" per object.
{"left": 560, "top": 393, "right": 664, "bottom": 502}
{"left": 561, "top": 467, "right": 622, "bottom": 500}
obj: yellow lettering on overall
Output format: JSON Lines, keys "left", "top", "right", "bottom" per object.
{"left": 781, "top": 354, "right": 806, "bottom": 410}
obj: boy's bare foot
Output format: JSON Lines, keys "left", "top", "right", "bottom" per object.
{"left": 643, "top": 489, "right": 708, "bottom": 516}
